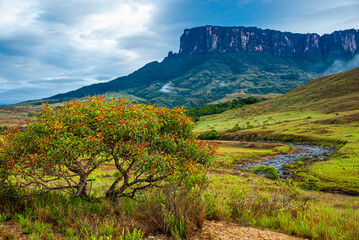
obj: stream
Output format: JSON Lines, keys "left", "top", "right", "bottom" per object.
{"left": 240, "top": 144, "right": 359, "bottom": 198}
{"left": 241, "top": 145, "right": 335, "bottom": 177}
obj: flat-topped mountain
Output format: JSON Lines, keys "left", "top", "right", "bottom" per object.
{"left": 40, "top": 26, "right": 359, "bottom": 108}
{"left": 178, "top": 26, "right": 358, "bottom": 62}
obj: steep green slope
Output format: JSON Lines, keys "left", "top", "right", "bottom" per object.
{"left": 260, "top": 67, "right": 359, "bottom": 113}
{"left": 46, "top": 52, "right": 319, "bottom": 108}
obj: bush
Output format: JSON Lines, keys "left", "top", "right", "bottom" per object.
{"left": 198, "top": 128, "right": 220, "bottom": 140}
{"left": 186, "top": 96, "right": 262, "bottom": 119}
{"left": 229, "top": 123, "right": 241, "bottom": 132}
{"left": 0, "top": 96, "right": 216, "bottom": 199}
{"left": 244, "top": 165, "right": 280, "bottom": 180}
{"left": 230, "top": 180, "right": 310, "bottom": 224}
{"left": 134, "top": 176, "right": 207, "bottom": 238}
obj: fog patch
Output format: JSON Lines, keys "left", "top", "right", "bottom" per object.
{"left": 324, "top": 54, "right": 359, "bottom": 75}
{"left": 219, "top": 81, "right": 227, "bottom": 86}
{"left": 159, "top": 82, "right": 172, "bottom": 93}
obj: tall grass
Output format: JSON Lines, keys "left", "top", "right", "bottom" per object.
{"left": 206, "top": 171, "right": 359, "bottom": 240}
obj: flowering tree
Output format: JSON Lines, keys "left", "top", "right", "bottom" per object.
{"left": 0, "top": 96, "right": 216, "bottom": 199}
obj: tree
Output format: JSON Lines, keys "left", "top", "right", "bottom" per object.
{"left": 0, "top": 96, "right": 216, "bottom": 199}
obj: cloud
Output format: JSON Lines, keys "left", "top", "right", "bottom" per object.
{"left": 159, "top": 83, "right": 172, "bottom": 93}
{"left": 324, "top": 54, "right": 359, "bottom": 75}
{"left": 0, "top": 0, "right": 168, "bottom": 104}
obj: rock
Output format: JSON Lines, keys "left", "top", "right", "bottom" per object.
{"left": 179, "top": 26, "right": 359, "bottom": 62}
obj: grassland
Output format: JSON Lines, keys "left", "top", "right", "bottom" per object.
{"left": 195, "top": 67, "right": 359, "bottom": 194}
{"left": 196, "top": 108, "right": 359, "bottom": 193}
{"left": 0, "top": 106, "right": 33, "bottom": 128}
{"left": 1, "top": 165, "right": 358, "bottom": 239}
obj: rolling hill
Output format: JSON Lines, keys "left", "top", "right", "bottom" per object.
{"left": 246, "top": 66, "right": 359, "bottom": 114}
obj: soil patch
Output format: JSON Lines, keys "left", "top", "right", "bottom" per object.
{"left": 0, "top": 221, "right": 27, "bottom": 240}
{"left": 191, "top": 221, "right": 302, "bottom": 240}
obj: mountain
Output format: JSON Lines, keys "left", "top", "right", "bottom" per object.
{"left": 178, "top": 26, "right": 359, "bottom": 63}
{"left": 45, "top": 26, "right": 359, "bottom": 108}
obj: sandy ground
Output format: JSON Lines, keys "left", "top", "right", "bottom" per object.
{"left": 190, "top": 221, "right": 303, "bottom": 240}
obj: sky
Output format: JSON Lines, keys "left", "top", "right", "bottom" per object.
{"left": 0, "top": 0, "right": 358, "bottom": 104}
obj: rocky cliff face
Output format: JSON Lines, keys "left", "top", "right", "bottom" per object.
{"left": 177, "top": 26, "right": 359, "bottom": 62}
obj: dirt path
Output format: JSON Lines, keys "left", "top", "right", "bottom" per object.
{"left": 191, "top": 221, "right": 302, "bottom": 240}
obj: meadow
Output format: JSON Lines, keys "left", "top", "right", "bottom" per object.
{"left": 195, "top": 108, "right": 359, "bottom": 193}
{"left": 1, "top": 162, "right": 358, "bottom": 239}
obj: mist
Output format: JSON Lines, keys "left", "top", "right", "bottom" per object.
{"left": 324, "top": 54, "right": 359, "bottom": 75}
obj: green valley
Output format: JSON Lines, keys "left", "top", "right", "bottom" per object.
{"left": 195, "top": 67, "right": 359, "bottom": 194}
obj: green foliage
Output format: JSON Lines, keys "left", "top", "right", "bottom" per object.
{"left": 164, "top": 213, "right": 187, "bottom": 238}
{"left": 229, "top": 123, "right": 242, "bottom": 132}
{"left": 27, "top": 112, "right": 36, "bottom": 117}
{"left": 244, "top": 165, "right": 280, "bottom": 180}
{"left": 0, "top": 125, "right": 8, "bottom": 132}
{"left": 118, "top": 229, "right": 144, "bottom": 240}
{"left": 0, "top": 212, "right": 10, "bottom": 223}
{"left": 186, "top": 96, "right": 261, "bottom": 120}
{"left": 198, "top": 128, "right": 220, "bottom": 140}
{"left": 0, "top": 96, "right": 216, "bottom": 199}
{"left": 134, "top": 177, "right": 207, "bottom": 238}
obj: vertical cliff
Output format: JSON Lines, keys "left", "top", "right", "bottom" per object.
{"left": 178, "top": 26, "right": 359, "bottom": 62}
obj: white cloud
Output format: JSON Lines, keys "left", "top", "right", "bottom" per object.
{"left": 0, "top": 0, "right": 167, "bottom": 104}
{"left": 0, "top": 0, "right": 39, "bottom": 36}
{"left": 159, "top": 83, "right": 172, "bottom": 93}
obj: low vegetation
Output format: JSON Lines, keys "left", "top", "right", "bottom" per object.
{"left": 1, "top": 168, "right": 358, "bottom": 239}
{"left": 186, "top": 96, "right": 261, "bottom": 121}
{"left": 206, "top": 170, "right": 359, "bottom": 239}
{"left": 243, "top": 165, "right": 280, "bottom": 180}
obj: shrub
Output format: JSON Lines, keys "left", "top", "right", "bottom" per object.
{"left": 244, "top": 165, "right": 280, "bottom": 180}
{"left": 186, "top": 96, "right": 262, "bottom": 119}
{"left": 198, "top": 128, "right": 220, "bottom": 140}
{"left": 0, "top": 96, "right": 216, "bottom": 199}
{"left": 229, "top": 123, "right": 241, "bottom": 132}
{"left": 134, "top": 176, "right": 207, "bottom": 238}
{"left": 230, "top": 180, "right": 310, "bottom": 224}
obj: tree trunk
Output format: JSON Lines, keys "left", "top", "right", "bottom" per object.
{"left": 75, "top": 173, "right": 88, "bottom": 198}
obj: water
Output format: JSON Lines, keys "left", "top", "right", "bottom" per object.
{"left": 241, "top": 145, "right": 335, "bottom": 177}
{"left": 239, "top": 144, "right": 359, "bottom": 198}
